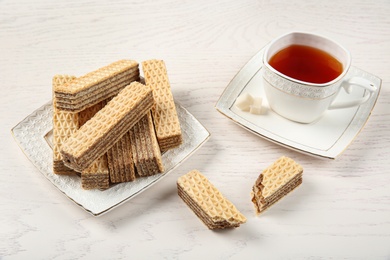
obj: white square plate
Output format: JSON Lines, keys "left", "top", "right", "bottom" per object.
{"left": 12, "top": 101, "right": 210, "bottom": 216}
{"left": 216, "top": 47, "right": 381, "bottom": 159}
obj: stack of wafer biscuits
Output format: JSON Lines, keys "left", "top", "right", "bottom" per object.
{"left": 251, "top": 156, "right": 303, "bottom": 214}
{"left": 52, "top": 59, "right": 182, "bottom": 190}
{"left": 142, "top": 60, "right": 182, "bottom": 151}
{"left": 60, "top": 81, "right": 155, "bottom": 172}
{"left": 177, "top": 170, "right": 247, "bottom": 229}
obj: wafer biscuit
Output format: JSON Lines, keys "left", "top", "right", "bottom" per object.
{"left": 78, "top": 101, "right": 110, "bottom": 189}
{"left": 61, "top": 82, "right": 154, "bottom": 172}
{"left": 177, "top": 170, "right": 246, "bottom": 229}
{"left": 251, "top": 156, "right": 303, "bottom": 214}
{"left": 54, "top": 60, "right": 139, "bottom": 113}
{"left": 53, "top": 75, "right": 110, "bottom": 188}
{"left": 142, "top": 59, "right": 182, "bottom": 151}
{"left": 107, "top": 131, "right": 136, "bottom": 183}
{"left": 52, "top": 75, "right": 79, "bottom": 175}
{"left": 104, "top": 95, "right": 136, "bottom": 183}
{"left": 55, "top": 70, "right": 139, "bottom": 111}
{"left": 130, "top": 112, "right": 164, "bottom": 177}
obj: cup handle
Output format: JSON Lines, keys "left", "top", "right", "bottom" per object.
{"left": 328, "top": 77, "right": 377, "bottom": 110}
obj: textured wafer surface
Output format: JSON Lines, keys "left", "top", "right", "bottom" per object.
{"left": 78, "top": 101, "right": 110, "bottom": 189}
{"left": 130, "top": 112, "right": 164, "bottom": 177}
{"left": 52, "top": 75, "right": 78, "bottom": 174}
{"left": 177, "top": 170, "right": 246, "bottom": 229}
{"left": 52, "top": 74, "right": 110, "bottom": 187}
{"left": 107, "top": 131, "right": 136, "bottom": 183}
{"left": 259, "top": 156, "right": 303, "bottom": 198}
{"left": 54, "top": 60, "right": 139, "bottom": 112}
{"left": 53, "top": 161, "right": 77, "bottom": 175}
{"left": 78, "top": 101, "right": 104, "bottom": 126}
{"left": 81, "top": 154, "right": 110, "bottom": 190}
{"left": 251, "top": 156, "right": 303, "bottom": 214}
{"left": 61, "top": 82, "right": 154, "bottom": 172}
{"left": 54, "top": 60, "right": 138, "bottom": 94}
{"left": 142, "top": 59, "right": 182, "bottom": 151}
{"left": 55, "top": 72, "right": 140, "bottom": 112}
{"left": 55, "top": 70, "right": 138, "bottom": 103}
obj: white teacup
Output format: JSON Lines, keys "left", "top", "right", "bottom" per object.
{"left": 262, "top": 32, "right": 377, "bottom": 123}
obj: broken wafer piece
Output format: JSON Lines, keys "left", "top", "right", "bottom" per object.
{"left": 130, "top": 111, "right": 164, "bottom": 177}
{"left": 61, "top": 82, "right": 154, "bottom": 172}
{"left": 177, "top": 170, "right": 246, "bottom": 229}
{"left": 54, "top": 60, "right": 139, "bottom": 113}
{"left": 251, "top": 156, "right": 303, "bottom": 214}
{"left": 142, "top": 59, "right": 182, "bottom": 151}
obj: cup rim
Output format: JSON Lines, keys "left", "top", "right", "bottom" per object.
{"left": 263, "top": 31, "right": 351, "bottom": 87}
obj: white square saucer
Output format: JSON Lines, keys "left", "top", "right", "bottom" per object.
{"left": 216, "top": 47, "right": 381, "bottom": 159}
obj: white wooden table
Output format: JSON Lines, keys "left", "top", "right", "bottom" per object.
{"left": 1, "top": 0, "right": 389, "bottom": 259}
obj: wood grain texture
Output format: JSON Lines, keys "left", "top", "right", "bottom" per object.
{"left": 1, "top": 0, "right": 390, "bottom": 259}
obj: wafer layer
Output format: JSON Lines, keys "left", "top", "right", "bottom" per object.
{"left": 52, "top": 75, "right": 79, "bottom": 175}
{"left": 142, "top": 60, "right": 182, "bottom": 151}
{"left": 251, "top": 156, "right": 303, "bottom": 214}
{"left": 81, "top": 154, "right": 110, "bottom": 190}
{"left": 54, "top": 60, "right": 139, "bottom": 112}
{"left": 177, "top": 170, "right": 246, "bottom": 229}
{"left": 107, "top": 131, "right": 136, "bottom": 183}
{"left": 130, "top": 112, "right": 164, "bottom": 177}
{"left": 61, "top": 82, "right": 154, "bottom": 172}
